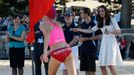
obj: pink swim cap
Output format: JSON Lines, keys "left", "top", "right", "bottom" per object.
{"left": 46, "top": 6, "right": 56, "bottom": 19}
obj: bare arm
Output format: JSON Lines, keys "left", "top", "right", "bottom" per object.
{"left": 69, "top": 36, "right": 79, "bottom": 47}
{"left": 111, "top": 30, "right": 121, "bottom": 34}
{"left": 39, "top": 24, "right": 52, "bottom": 56}
{"left": 110, "top": 18, "right": 121, "bottom": 34}
{"left": 73, "top": 28, "right": 94, "bottom": 34}
{"left": 105, "top": 30, "right": 121, "bottom": 35}
{"left": 73, "top": 25, "right": 99, "bottom": 34}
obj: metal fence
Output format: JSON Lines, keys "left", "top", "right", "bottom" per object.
{"left": 0, "top": 31, "right": 31, "bottom": 59}
{"left": 0, "top": 29, "right": 134, "bottom": 59}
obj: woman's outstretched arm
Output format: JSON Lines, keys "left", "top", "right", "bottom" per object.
{"left": 73, "top": 25, "right": 99, "bottom": 34}
{"left": 73, "top": 28, "right": 94, "bottom": 33}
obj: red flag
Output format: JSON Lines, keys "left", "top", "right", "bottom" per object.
{"left": 26, "top": 0, "right": 55, "bottom": 44}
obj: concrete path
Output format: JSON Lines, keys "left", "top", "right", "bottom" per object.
{"left": 0, "top": 59, "right": 134, "bottom": 75}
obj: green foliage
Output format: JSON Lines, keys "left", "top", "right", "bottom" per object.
{"left": 0, "top": 0, "right": 28, "bottom": 16}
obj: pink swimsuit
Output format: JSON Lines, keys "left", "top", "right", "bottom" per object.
{"left": 48, "top": 21, "right": 66, "bottom": 47}
{"left": 48, "top": 21, "right": 72, "bottom": 62}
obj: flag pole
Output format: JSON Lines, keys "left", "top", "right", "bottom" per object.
{"left": 30, "top": 43, "right": 35, "bottom": 75}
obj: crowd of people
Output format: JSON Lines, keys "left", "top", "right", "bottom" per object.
{"left": 0, "top": 5, "right": 133, "bottom": 75}
{"left": 0, "top": 15, "right": 29, "bottom": 31}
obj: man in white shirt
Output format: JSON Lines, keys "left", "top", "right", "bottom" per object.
{"left": 114, "top": 10, "right": 121, "bottom": 27}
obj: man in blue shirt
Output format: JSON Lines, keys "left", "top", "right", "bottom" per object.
{"left": 62, "top": 11, "right": 79, "bottom": 75}
{"left": 78, "top": 8, "right": 97, "bottom": 75}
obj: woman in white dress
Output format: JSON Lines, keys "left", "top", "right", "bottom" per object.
{"left": 73, "top": 5, "right": 123, "bottom": 75}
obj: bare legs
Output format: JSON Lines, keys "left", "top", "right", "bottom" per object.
{"left": 64, "top": 53, "right": 77, "bottom": 75}
{"left": 86, "top": 71, "right": 95, "bottom": 75}
{"left": 48, "top": 53, "right": 77, "bottom": 75}
{"left": 48, "top": 57, "right": 61, "bottom": 75}
{"left": 109, "top": 65, "right": 117, "bottom": 75}
{"left": 100, "top": 66, "right": 117, "bottom": 75}
{"left": 63, "top": 69, "right": 79, "bottom": 75}
{"left": 100, "top": 66, "right": 108, "bottom": 75}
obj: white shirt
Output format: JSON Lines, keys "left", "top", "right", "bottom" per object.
{"left": 114, "top": 12, "right": 121, "bottom": 22}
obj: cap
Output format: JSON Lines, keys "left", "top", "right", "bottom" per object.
{"left": 46, "top": 6, "right": 56, "bottom": 19}
{"left": 64, "top": 11, "right": 73, "bottom": 16}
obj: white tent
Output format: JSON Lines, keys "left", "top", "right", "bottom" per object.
{"left": 66, "top": 1, "right": 105, "bottom": 11}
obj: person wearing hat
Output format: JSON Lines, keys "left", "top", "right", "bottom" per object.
{"left": 63, "top": 11, "right": 79, "bottom": 47}
{"left": 61, "top": 11, "right": 79, "bottom": 75}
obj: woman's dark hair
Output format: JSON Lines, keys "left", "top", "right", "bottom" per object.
{"left": 82, "top": 8, "right": 91, "bottom": 16}
{"left": 97, "top": 5, "right": 111, "bottom": 28}
{"left": 13, "top": 15, "right": 21, "bottom": 19}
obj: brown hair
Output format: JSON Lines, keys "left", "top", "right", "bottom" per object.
{"left": 97, "top": 5, "right": 111, "bottom": 28}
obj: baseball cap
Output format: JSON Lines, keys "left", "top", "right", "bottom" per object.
{"left": 64, "top": 11, "right": 73, "bottom": 16}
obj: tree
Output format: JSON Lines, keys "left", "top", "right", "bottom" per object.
{"left": 0, "top": 0, "right": 28, "bottom": 16}
{"left": 121, "top": 0, "right": 132, "bottom": 28}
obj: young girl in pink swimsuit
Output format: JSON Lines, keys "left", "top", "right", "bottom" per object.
{"left": 39, "top": 6, "right": 77, "bottom": 75}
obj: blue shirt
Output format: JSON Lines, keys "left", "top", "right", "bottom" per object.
{"left": 80, "top": 21, "right": 97, "bottom": 55}
{"left": 62, "top": 22, "right": 78, "bottom": 44}
{"left": 8, "top": 24, "right": 26, "bottom": 48}
{"left": 80, "top": 21, "right": 96, "bottom": 47}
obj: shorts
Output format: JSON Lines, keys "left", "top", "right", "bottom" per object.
{"left": 80, "top": 54, "right": 96, "bottom": 72}
{"left": 50, "top": 47, "right": 72, "bottom": 62}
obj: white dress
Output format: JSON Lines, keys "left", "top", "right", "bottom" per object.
{"left": 92, "top": 17, "right": 123, "bottom": 66}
